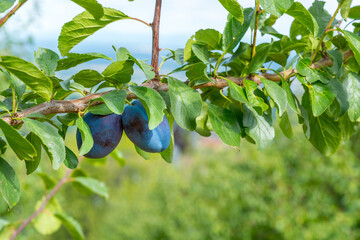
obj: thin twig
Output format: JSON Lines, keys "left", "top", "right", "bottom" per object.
{"left": 151, "top": 0, "right": 162, "bottom": 77}
{"left": 251, "top": 0, "right": 261, "bottom": 61}
{"left": 10, "top": 157, "right": 84, "bottom": 240}
{"left": 0, "top": 0, "right": 28, "bottom": 28}
{"left": 311, "top": 0, "right": 343, "bottom": 62}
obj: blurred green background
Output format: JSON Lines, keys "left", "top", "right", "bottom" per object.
{"left": 1, "top": 124, "right": 360, "bottom": 240}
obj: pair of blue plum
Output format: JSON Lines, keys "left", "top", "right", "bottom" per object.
{"left": 76, "top": 100, "right": 171, "bottom": 158}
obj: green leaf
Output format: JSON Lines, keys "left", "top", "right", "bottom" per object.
{"left": 0, "top": 0, "right": 15, "bottom": 13}
{"left": 0, "top": 158, "right": 20, "bottom": 210}
{"left": 23, "top": 118, "right": 66, "bottom": 170}
{"left": 64, "top": 147, "right": 79, "bottom": 169}
{"left": 73, "top": 69, "right": 103, "bottom": 88}
{"left": 341, "top": 30, "right": 360, "bottom": 65}
{"left": 296, "top": 57, "right": 322, "bottom": 83}
{"left": 110, "top": 150, "right": 126, "bottom": 166}
{"left": 72, "top": 177, "right": 109, "bottom": 199}
{"left": 349, "top": 5, "right": 360, "bottom": 19}
{"left": 308, "top": 82, "right": 336, "bottom": 117}
{"left": 0, "top": 67, "right": 26, "bottom": 102}
{"left": 227, "top": 79, "right": 248, "bottom": 103}
{"left": 185, "top": 62, "right": 212, "bottom": 85}
{"left": 114, "top": 48, "right": 155, "bottom": 80}
{"left": 57, "top": 113, "right": 79, "bottom": 126}
{"left": 129, "top": 86, "right": 166, "bottom": 130}
{"left": 281, "top": 76, "right": 300, "bottom": 115}
{"left": 0, "top": 56, "right": 53, "bottom": 101}
{"left": 134, "top": 145, "right": 151, "bottom": 160}
{"left": 33, "top": 197, "right": 62, "bottom": 235}
{"left": 195, "top": 29, "right": 222, "bottom": 50}
{"left": 184, "top": 37, "right": 195, "bottom": 63}
{"left": 309, "top": 0, "right": 335, "bottom": 36}
{"left": 218, "top": 0, "right": 244, "bottom": 23}
{"left": 56, "top": 53, "right": 113, "bottom": 71}
{"left": 191, "top": 43, "right": 209, "bottom": 63}
{"left": 208, "top": 104, "right": 241, "bottom": 148}
{"left": 76, "top": 117, "right": 94, "bottom": 156}
{"left": 243, "top": 106, "right": 275, "bottom": 149}
{"left": 160, "top": 113, "right": 174, "bottom": 163}
{"left": 247, "top": 43, "right": 271, "bottom": 74}
{"left": 88, "top": 104, "right": 113, "bottom": 115}
{"left": 100, "top": 90, "right": 127, "bottom": 115}
{"left": 259, "top": 0, "right": 293, "bottom": 17}
{"left": 309, "top": 113, "right": 342, "bottom": 155}
{"left": 195, "top": 102, "right": 212, "bottom": 137}
{"left": 328, "top": 78, "right": 349, "bottom": 117}
{"left": 102, "top": 60, "right": 134, "bottom": 84}
{"left": 25, "top": 133, "right": 42, "bottom": 175}
{"left": 54, "top": 213, "right": 85, "bottom": 240}
{"left": 167, "top": 77, "right": 202, "bottom": 131}
{"left": 340, "top": 0, "right": 353, "bottom": 20}
{"left": 0, "top": 119, "right": 36, "bottom": 161}
{"left": 58, "top": 8, "right": 129, "bottom": 56}
{"left": 0, "top": 101, "right": 10, "bottom": 115}
{"left": 261, "top": 78, "right": 287, "bottom": 116}
{"left": 343, "top": 72, "right": 360, "bottom": 121}
{"left": 223, "top": 8, "right": 254, "bottom": 51}
{"left": 34, "top": 47, "right": 60, "bottom": 76}
{"left": 36, "top": 172, "right": 56, "bottom": 190}
{"left": 244, "top": 80, "right": 268, "bottom": 112}
{"left": 279, "top": 111, "right": 293, "bottom": 138}
{"left": 286, "top": 2, "right": 319, "bottom": 36}
{"left": 70, "top": 0, "right": 104, "bottom": 20}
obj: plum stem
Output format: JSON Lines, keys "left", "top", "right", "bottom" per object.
{"left": 151, "top": 0, "right": 162, "bottom": 77}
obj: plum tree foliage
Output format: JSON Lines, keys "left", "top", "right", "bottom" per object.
{"left": 0, "top": 0, "right": 359, "bottom": 238}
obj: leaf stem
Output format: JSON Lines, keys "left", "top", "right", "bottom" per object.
{"left": 0, "top": 0, "right": 28, "bottom": 28}
{"left": 128, "top": 17, "right": 151, "bottom": 27}
{"left": 311, "top": 0, "right": 343, "bottom": 62}
{"left": 151, "top": 0, "right": 162, "bottom": 77}
{"left": 11, "top": 88, "right": 16, "bottom": 116}
{"left": 251, "top": 0, "right": 261, "bottom": 61}
{"left": 9, "top": 157, "right": 83, "bottom": 240}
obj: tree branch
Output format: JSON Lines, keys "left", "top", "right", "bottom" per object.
{"left": 151, "top": 0, "right": 162, "bottom": 77}
{"left": 0, "top": 0, "right": 28, "bottom": 28}
{"left": 1, "top": 49, "right": 354, "bottom": 127}
{"left": 9, "top": 157, "right": 84, "bottom": 240}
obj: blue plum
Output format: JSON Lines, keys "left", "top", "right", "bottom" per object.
{"left": 76, "top": 112, "right": 123, "bottom": 158}
{"left": 122, "top": 100, "right": 171, "bottom": 153}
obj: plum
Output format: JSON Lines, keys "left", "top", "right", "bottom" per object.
{"left": 122, "top": 100, "right": 171, "bottom": 153}
{"left": 76, "top": 112, "right": 123, "bottom": 158}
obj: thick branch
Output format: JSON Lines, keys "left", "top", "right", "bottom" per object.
{"left": 0, "top": 0, "right": 28, "bottom": 28}
{"left": 151, "top": 0, "right": 162, "bottom": 77}
{"left": 2, "top": 49, "right": 354, "bottom": 126}
{"left": 10, "top": 157, "right": 84, "bottom": 240}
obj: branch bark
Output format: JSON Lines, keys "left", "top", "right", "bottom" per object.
{"left": 1, "top": 49, "right": 354, "bottom": 126}
{"left": 151, "top": 0, "right": 162, "bottom": 77}
{"left": 0, "top": 0, "right": 28, "bottom": 28}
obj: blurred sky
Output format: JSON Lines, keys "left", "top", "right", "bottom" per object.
{"left": 2, "top": 0, "right": 342, "bottom": 55}
{"left": 0, "top": 0, "right": 350, "bottom": 80}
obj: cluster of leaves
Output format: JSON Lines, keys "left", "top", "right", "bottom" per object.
{"left": 0, "top": 0, "right": 359, "bottom": 238}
